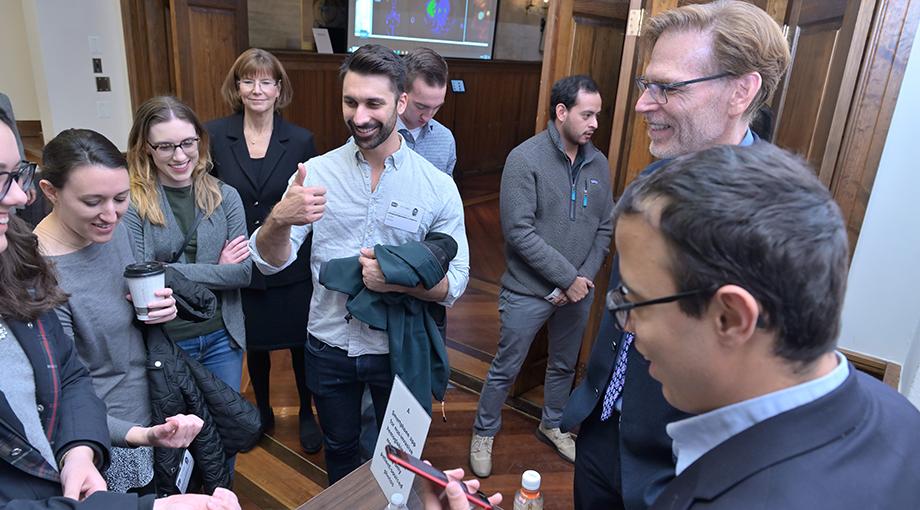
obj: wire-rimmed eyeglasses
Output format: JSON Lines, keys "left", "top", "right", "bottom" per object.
{"left": 0, "top": 161, "right": 38, "bottom": 201}
{"left": 635, "top": 72, "right": 732, "bottom": 104}
{"left": 237, "top": 79, "right": 279, "bottom": 91}
{"left": 606, "top": 284, "right": 714, "bottom": 331}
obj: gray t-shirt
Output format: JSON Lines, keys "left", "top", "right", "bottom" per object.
{"left": 49, "top": 222, "right": 151, "bottom": 444}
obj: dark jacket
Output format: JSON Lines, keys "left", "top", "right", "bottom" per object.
{"left": 143, "top": 272, "right": 260, "bottom": 496}
{"left": 562, "top": 134, "right": 765, "bottom": 510}
{"left": 319, "top": 233, "right": 456, "bottom": 413}
{"left": 206, "top": 113, "right": 316, "bottom": 290}
{"left": 652, "top": 369, "right": 920, "bottom": 509}
{"left": 499, "top": 121, "right": 614, "bottom": 298}
{"left": 0, "top": 311, "right": 155, "bottom": 510}
{"left": 561, "top": 158, "right": 687, "bottom": 510}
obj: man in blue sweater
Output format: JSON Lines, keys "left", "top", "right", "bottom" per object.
{"left": 470, "top": 75, "right": 615, "bottom": 476}
{"left": 561, "top": 2, "right": 791, "bottom": 509}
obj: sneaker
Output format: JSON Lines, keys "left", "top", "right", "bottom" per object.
{"left": 535, "top": 423, "right": 576, "bottom": 463}
{"left": 469, "top": 434, "right": 494, "bottom": 477}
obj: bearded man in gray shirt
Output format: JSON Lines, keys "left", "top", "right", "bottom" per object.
{"left": 470, "top": 75, "right": 614, "bottom": 477}
{"left": 249, "top": 44, "right": 469, "bottom": 484}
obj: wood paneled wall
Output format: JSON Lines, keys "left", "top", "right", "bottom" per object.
{"left": 272, "top": 52, "right": 542, "bottom": 174}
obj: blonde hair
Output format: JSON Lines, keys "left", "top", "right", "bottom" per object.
{"left": 127, "top": 96, "right": 222, "bottom": 226}
{"left": 645, "top": 0, "right": 790, "bottom": 119}
{"left": 220, "top": 48, "right": 293, "bottom": 114}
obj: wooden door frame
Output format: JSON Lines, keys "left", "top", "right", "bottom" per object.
{"left": 830, "top": 0, "right": 919, "bottom": 255}
{"left": 567, "top": 0, "right": 920, "bottom": 383}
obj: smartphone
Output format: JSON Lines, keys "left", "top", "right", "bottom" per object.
{"left": 384, "top": 445, "right": 494, "bottom": 509}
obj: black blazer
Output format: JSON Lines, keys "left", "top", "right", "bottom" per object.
{"left": 0, "top": 311, "right": 154, "bottom": 509}
{"left": 561, "top": 158, "right": 688, "bottom": 510}
{"left": 206, "top": 113, "right": 316, "bottom": 290}
{"left": 652, "top": 369, "right": 920, "bottom": 509}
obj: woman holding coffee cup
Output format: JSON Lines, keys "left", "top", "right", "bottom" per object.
{"left": 33, "top": 128, "right": 204, "bottom": 493}
{"left": 124, "top": 96, "right": 250, "bottom": 394}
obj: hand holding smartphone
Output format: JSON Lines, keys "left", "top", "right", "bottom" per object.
{"left": 384, "top": 445, "right": 496, "bottom": 509}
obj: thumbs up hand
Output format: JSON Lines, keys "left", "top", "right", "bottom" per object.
{"left": 271, "top": 163, "right": 327, "bottom": 226}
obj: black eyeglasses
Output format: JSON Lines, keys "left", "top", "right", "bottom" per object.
{"left": 606, "top": 284, "right": 714, "bottom": 331}
{"left": 0, "top": 161, "right": 38, "bottom": 201}
{"left": 147, "top": 137, "right": 200, "bottom": 158}
{"left": 635, "top": 72, "right": 732, "bottom": 104}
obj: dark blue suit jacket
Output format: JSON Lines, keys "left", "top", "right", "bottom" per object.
{"left": 563, "top": 137, "right": 763, "bottom": 510}
{"left": 651, "top": 369, "right": 920, "bottom": 509}
{"left": 562, "top": 158, "right": 686, "bottom": 510}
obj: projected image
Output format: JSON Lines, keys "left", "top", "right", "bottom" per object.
{"left": 350, "top": 0, "right": 498, "bottom": 59}
{"left": 375, "top": 0, "right": 464, "bottom": 40}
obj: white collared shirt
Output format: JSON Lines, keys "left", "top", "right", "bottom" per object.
{"left": 249, "top": 136, "right": 469, "bottom": 356}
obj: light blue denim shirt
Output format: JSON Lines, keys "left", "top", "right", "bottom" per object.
{"left": 250, "top": 136, "right": 469, "bottom": 356}
{"left": 397, "top": 116, "right": 457, "bottom": 176}
{"left": 667, "top": 351, "right": 850, "bottom": 475}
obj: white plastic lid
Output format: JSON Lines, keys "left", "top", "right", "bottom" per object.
{"left": 389, "top": 493, "right": 405, "bottom": 506}
{"left": 521, "top": 470, "right": 541, "bottom": 491}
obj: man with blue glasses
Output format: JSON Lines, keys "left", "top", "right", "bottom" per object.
{"left": 562, "top": 2, "right": 791, "bottom": 509}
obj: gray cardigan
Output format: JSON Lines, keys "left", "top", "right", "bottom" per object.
{"left": 123, "top": 181, "right": 251, "bottom": 349}
{"left": 499, "top": 121, "right": 615, "bottom": 297}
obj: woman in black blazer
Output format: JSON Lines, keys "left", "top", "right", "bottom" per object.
{"left": 206, "top": 48, "right": 322, "bottom": 453}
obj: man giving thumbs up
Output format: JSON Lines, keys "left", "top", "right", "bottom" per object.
{"left": 248, "top": 44, "right": 469, "bottom": 484}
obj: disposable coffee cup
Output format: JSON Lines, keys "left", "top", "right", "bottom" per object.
{"left": 124, "top": 262, "right": 166, "bottom": 321}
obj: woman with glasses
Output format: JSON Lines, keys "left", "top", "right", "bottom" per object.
{"left": 205, "top": 48, "right": 322, "bottom": 452}
{"left": 33, "top": 127, "right": 203, "bottom": 495}
{"left": 124, "top": 96, "right": 251, "bottom": 398}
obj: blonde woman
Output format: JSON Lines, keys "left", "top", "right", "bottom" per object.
{"left": 124, "top": 96, "right": 251, "bottom": 393}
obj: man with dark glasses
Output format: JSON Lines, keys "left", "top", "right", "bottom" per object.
{"left": 561, "top": 3, "right": 791, "bottom": 509}
{"left": 613, "top": 142, "right": 920, "bottom": 509}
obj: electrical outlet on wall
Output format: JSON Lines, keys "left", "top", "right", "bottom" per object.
{"left": 95, "top": 76, "right": 111, "bottom": 92}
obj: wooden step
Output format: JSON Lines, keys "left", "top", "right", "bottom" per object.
{"left": 236, "top": 437, "right": 327, "bottom": 509}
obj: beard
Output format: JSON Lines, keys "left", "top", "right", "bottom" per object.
{"left": 348, "top": 108, "right": 398, "bottom": 150}
{"left": 561, "top": 120, "right": 594, "bottom": 148}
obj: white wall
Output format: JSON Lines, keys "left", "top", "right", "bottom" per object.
{"left": 21, "top": 0, "right": 134, "bottom": 150}
{"left": 0, "top": 0, "right": 40, "bottom": 120}
{"left": 838, "top": 26, "right": 920, "bottom": 407}
{"left": 493, "top": 0, "right": 544, "bottom": 62}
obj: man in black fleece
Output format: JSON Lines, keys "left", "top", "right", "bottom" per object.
{"left": 469, "top": 75, "right": 614, "bottom": 477}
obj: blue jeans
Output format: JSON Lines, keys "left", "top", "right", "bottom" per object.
{"left": 176, "top": 328, "right": 243, "bottom": 474}
{"left": 305, "top": 335, "right": 392, "bottom": 484}
{"left": 175, "top": 328, "right": 243, "bottom": 392}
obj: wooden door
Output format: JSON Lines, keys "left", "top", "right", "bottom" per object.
{"left": 536, "top": 0, "right": 631, "bottom": 154}
{"left": 771, "top": 0, "right": 874, "bottom": 186}
{"left": 121, "top": 0, "right": 177, "bottom": 107}
{"left": 170, "top": 0, "right": 249, "bottom": 121}
{"left": 121, "top": 0, "right": 248, "bottom": 119}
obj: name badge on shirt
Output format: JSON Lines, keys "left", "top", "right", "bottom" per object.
{"left": 384, "top": 201, "right": 423, "bottom": 233}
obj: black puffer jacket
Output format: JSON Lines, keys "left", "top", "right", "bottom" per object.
{"left": 143, "top": 269, "right": 261, "bottom": 496}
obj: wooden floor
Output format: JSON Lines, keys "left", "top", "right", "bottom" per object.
{"left": 235, "top": 350, "right": 574, "bottom": 509}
